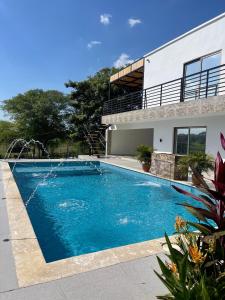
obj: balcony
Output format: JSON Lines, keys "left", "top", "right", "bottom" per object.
{"left": 103, "top": 64, "right": 225, "bottom": 116}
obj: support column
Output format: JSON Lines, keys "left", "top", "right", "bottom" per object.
{"left": 105, "top": 128, "right": 109, "bottom": 157}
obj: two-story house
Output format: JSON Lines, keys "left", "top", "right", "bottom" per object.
{"left": 102, "top": 13, "right": 225, "bottom": 179}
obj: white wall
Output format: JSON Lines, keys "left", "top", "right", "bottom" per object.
{"left": 114, "top": 115, "right": 225, "bottom": 158}
{"left": 109, "top": 129, "right": 153, "bottom": 155}
{"left": 144, "top": 15, "right": 225, "bottom": 89}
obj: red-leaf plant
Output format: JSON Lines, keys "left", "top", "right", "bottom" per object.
{"left": 172, "top": 132, "right": 225, "bottom": 257}
{"left": 173, "top": 133, "right": 225, "bottom": 278}
{"left": 155, "top": 134, "right": 225, "bottom": 298}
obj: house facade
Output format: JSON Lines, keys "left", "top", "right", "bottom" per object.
{"left": 102, "top": 13, "right": 225, "bottom": 177}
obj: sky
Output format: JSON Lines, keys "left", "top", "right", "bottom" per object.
{"left": 0, "top": 0, "right": 225, "bottom": 119}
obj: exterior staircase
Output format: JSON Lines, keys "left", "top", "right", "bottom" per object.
{"left": 83, "top": 125, "right": 109, "bottom": 156}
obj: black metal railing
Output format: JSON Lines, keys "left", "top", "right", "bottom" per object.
{"left": 103, "top": 64, "right": 225, "bottom": 115}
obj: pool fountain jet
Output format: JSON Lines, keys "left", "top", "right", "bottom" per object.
{"left": 4, "top": 138, "right": 27, "bottom": 160}
{"left": 3, "top": 138, "right": 104, "bottom": 210}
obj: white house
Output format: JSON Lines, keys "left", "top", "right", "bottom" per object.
{"left": 102, "top": 13, "right": 225, "bottom": 178}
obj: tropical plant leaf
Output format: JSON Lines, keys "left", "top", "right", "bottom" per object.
{"left": 220, "top": 132, "right": 225, "bottom": 151}
{"left": 199, "top": 194, "right": 216, "bottom": 207}
{"left": 156, "top": 256, "right": 173, "bottom": 279}
{"left": 187, "top": 221, "right": 214, "bottom": 234}
{"left": 215, "top": 152, "right": 225, "bottom": 187}
{"left": 204, "top": 260, "right": 218, "bottom": 268}
{"left": 191, "top": 167, "right": 210, "bottom": 189}
{"left": 154, "top": 270, "right": 176, "bottom": 295}
{"left": 177, "top": 203, "right": 218, "bottom": 223}
{"left": 206, "top": 188, "right": 225, "bottom": 202}
{"left": 211, "top": 180, "right": 225, "bottom": 196}
{"left": 179, "top": 253, "right": 188, "bottom": 285}
{"left": 172, "top": 185, "right": 214, "bottom": 210}
{"left": 199, "top": 276, "right": 211, "bottom": 300}
{"left": 157, "top": 295, "right": 174, "bottom": 300}
{"left": 212, "top": 230, "right": 225, "bottom": 239}
{"left": 164, "top": 233, "right": 184, "bottom": 266}
{"left": 183, "top": 206, "right": 207, "bottom": 222}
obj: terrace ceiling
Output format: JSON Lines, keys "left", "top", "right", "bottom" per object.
{"left": 110, "top": 58, "right": 144, "bottom": 89}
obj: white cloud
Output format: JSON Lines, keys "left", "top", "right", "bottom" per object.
{"left": 128, "top": 18, "right": 142, "bottom": 27}
{"left": 113, "top": 53, "right": 134, "bottom": 68}
{"left": 87, "top": 40, "right": 102, "bottom": 49}
{"left": 100, "top": 14, "right": 112, "bottom": 25}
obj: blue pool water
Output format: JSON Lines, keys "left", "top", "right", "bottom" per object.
{"left": 10, "top": 161, "right": 199, "bottom": 262}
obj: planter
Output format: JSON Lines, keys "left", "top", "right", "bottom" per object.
{"left": 192, "top": 173, "right": 203, "bottom": 187}
{"left": 142, "top": 163, "right": 151, "bottom": 172}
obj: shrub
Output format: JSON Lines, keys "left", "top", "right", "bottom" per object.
{"left": 136, "top": 144, "right": 154, "bottom": 165}
{"left": 178, "top": 152, "right": 214, "bottom": 176}
{"left": 155, "top": 133, "right": 225, "bottom": 299}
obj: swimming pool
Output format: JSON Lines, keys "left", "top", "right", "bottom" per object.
{"left": 10, "top": 161, "right": 198, "bottom": 263}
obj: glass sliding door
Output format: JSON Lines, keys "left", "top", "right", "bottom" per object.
{"left": 201, "top": 52, "right": 221, "bottom": 97}
{"left": 183, "top": 51, "right": 221, "bottom": 100}
{"left": 184, "top": 60, "right": 201, "bottom": 100}
{"left": 189, "top": 127, "right": 206, "bottom": 153}
{"left": 174, "top": 128, "right": 189, "bottom": 155}
{"left": 174, "top": 127, "right": 206, "bottom": 155}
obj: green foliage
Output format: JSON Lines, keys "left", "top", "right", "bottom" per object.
{"left": 136, "top": 144, "right": 154, "bottom": 165}
{"left": 156, "top": 134, "right": 225, "bottom": 299}
{"left": 0, "top": 66, "right": 140, "bottom": 156}
{"left": 178, "top": 152, "right": 214, "bottom": 176}
{"left": 48, "top": 139, "right": 89, "bottom": 158}
{"left": 65, "top": 67, "right": 132, "bottom": 139}
{"left": 2, "top": 89, "right": 72, "bottom": 146}
{"left": 0, "top": 120, "right": 19, "bottom": 143}
{"left": 156, "top": 229, "right": 225, "bottom": 299}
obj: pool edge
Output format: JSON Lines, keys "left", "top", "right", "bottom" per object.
{"left": 1, "top": 160, "right": 172, "bottom": 288}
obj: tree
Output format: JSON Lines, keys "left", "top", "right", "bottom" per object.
{"left": 0, "top": 120, "right": 19, "bottom": 143}
{"left": 2, "top": 89, "right": 73, "bottom": 147}
{"left": 65, "top": 67, "right": 130, "bottom": 139}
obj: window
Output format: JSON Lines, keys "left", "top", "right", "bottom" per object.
{"left": 201, "top": 53, "right": 221, "bottom": 71}
{"left": 183, "top": 52, "right": 221, "bottom": 100}
{"left": 174, "top": 127, "right": 206, "bottom": 155}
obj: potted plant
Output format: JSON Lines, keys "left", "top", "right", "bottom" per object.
{"left": 136, "top": 144, "right": 153, "bottom": 172}
{"left": 177, "top": 152, "right": 214, "bottom": 186}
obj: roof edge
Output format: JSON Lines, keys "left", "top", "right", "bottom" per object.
{"left": 144, "top": 12, "right": 225, "bottom": 58}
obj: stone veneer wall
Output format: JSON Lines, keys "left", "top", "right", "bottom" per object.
{"left": 151, "top": 152, "right": 187, "bottom": 180}
{"left": 102, "top": 95, "right": 225, "bottom": 125}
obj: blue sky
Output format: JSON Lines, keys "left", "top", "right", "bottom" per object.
{"left": 0, "top": 0, "right": 225, "bottom": 119}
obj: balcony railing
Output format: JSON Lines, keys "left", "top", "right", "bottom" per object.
{"left": 103, "top": 64, "right": 225, "bottom": 116}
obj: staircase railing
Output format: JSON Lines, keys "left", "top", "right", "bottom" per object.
{"left": 83, "top": 125, "right": 107, "bottom": 156}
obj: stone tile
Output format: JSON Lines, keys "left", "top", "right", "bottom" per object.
{"left": 0, "top": 238, "right": 18, "bottom": 292}
{"left": 70, "top": 249, "right": 120, "bottom": 273}
{"left": 0, "top": 281, "right": 66, "bottom": 300}
{"left": 120, "top": 255, "right": 168, "bottom": 297}
{"left": 58, "top": 263, "right": 124, "bottom": 291}
{"left": 0, "top": 178, "right": 18, "bottom": 293}
{"left": 112, "top": 240, "right": 163, "bottom": 263}
{"left": 59, "top": 264, "right": 149, "bottom": 300}
{"left": 0, "top": 203, "right": 10, "bottom": 238}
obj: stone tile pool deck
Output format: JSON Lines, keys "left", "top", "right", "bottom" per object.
{"left": 0, "top": 158, "right": 170, "bottom": 299}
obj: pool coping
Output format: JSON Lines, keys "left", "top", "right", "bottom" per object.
{"left": 1, "top": 160, "right": 179, "bottom": 288}
{"left": 99, "top": 159, "right": 194, "bottom": 188}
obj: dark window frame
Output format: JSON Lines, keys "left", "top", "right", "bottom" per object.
{"left": 173, "top": 126, "right": 207, "bottom": 155}
{"left": 183, "top": 50, "right": 222, "bottom": 78}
